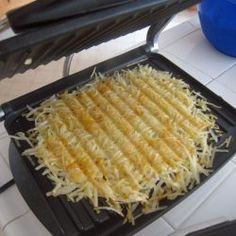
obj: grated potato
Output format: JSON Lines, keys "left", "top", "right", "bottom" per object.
{"left": 17, "top": 65, "right": 225, "bottom": 224}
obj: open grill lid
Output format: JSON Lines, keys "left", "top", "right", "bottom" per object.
{"left": 0, "top": 0, "right": 199, "bottom": 81}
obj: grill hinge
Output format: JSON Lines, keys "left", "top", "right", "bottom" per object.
{"left": 146, "top": 16, "right": 174, "bottom": 53}
{"left": 0, "top": 106, "right": 6, "bottom": 122}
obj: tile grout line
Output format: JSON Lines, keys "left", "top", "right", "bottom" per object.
{"left": 188, "top": 21, "right": 200, "bottom": 29}
{"left": 0, "top": 152, "right": 9, "bottom": 167}
{"left": 205, "top": 79, "right": 213, "bottom": 87}
{"left": 161, "top": 217, "right": 176, "bottom": 232}
{"left": 177, "top": 164, "right": 236, "bottom": 229}
{"left": 163, "top": 30, "right": 236, "bottom": 81}
{"left": 230, "top": 150, "right": 236, "bottom": 164}
{"left": 206, "top": 76, "right": 236, "bottom": 98}
{"left": 160, "top": 48, "right": 214, "bottom": 81}
{"left": 0, "top": 134, "right": 10, "bottom": 166}
{"left": 230, "top": 160, "right": 236, "bottom": 166}
{"left": 214, "top": 80, "right": 236, "bottom": 95}
{"left": 2, "top": 210, "right": 30, "bottom": 232}
{"left": 160, "top": 22, "right": 199, "bottom": 49}
{"left": 213, "top": 63, "right": 236, "bottom": 81}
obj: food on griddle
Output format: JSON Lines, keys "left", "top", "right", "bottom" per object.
{"left": 19, "top": 65, "right": 225, "bottom": 224}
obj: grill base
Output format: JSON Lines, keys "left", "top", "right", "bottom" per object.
{"left": 7, "top": 49, "right": 236, "bottom": 236}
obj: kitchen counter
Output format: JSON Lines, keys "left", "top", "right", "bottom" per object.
{"left": 1, "top": 14, "right": 236, "bottom": 236}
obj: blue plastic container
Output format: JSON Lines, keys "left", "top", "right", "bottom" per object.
{"left": 199, "top": 0, "right": 236, "bottom": 57}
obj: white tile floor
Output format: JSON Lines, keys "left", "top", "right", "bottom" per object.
{"left": 1, "top": 9, "right": 236, "bottom": 236}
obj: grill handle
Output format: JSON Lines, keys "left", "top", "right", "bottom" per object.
{"left": 7, "top": 0, "right": 134, "bottom": 33}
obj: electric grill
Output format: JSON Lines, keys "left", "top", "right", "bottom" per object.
{"left": 0, "top": 1, "right": 236, "bottom": 236}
